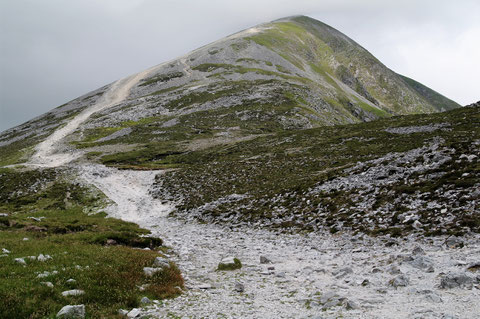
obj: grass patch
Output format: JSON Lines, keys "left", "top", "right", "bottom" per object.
{"left": 217, "top": 258, "right": 242, "bottom": 271}
{"left": 0, "top": 169, "right": 184, "bottom": 318}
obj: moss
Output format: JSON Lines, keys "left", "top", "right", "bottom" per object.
{"left": 217, "top": 258, "right": 242, "bottom": 271}
{"left": 140, "top": 72, "right": 184, "bottom": 87}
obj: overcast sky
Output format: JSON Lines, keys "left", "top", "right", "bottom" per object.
{"left": 1, "top": 0, "right": 479, "bottom": 132}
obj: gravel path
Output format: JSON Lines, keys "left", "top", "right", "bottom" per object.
{"left": 80, "top": 165, "right": 480, "bottom": 319}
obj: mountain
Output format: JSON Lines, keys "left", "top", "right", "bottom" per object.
{"left": 0, "top": 16, "right": 478, "bottom": 319}
{"left": 0, "top": 15, "right": 459, "bottom": 167}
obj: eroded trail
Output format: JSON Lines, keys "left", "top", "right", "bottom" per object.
{"left": 29, "top": 70, "right": 152, "bottom": 167}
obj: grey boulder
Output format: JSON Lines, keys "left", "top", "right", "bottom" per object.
{"left": 439, "top": 273, "right": 473, "bottom": 289}
{"left": 56, "top": 305, "right": 85, "bottom": 318}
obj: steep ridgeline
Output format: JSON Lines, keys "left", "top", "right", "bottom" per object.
{"left": 0, "top": 15, "right": 459, "bottom": 167}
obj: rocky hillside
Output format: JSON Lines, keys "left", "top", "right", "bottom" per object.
{"left": 151, "top": 103, "right": 479, "bottom": 237}
{"left": 0, "top": 16, "right": 459, "bottom": 167}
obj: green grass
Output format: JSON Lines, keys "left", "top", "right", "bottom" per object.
{"left": 217, "top": 258, "right": 242, "bottom": 271}
{"left": 0, "top": 169, "right": 184, "bottom": 318}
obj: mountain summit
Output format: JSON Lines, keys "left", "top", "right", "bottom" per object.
{"left": 0, "top": 16, "right": 459, "bottom": 166}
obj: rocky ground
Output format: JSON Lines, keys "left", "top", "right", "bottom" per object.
{"left": 79, "top": 165, "right": 480, "bottom": 319}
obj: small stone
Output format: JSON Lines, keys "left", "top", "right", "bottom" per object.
{"left": 41, "top": 281, "right": 54, "bottom": 288}
{"left": 0, "top": 213, "right": 8, "bottom": 217}
{"left": 361, "top": 279, "right": 370, "bottom": 286}
{"left": 118, "top": 309, "right": 128, "bottom": 316}
{"left": 56, "top": 305, "right": 85, "bottom": 318}
{"left": 37, "top": 272, "right": 50, "bottom": 278}
{"left": 333, "top": 267, "right": 353, "bottom": 278}
{"left": 67, "top": 279, "right": 76, "bottom": 284}
{"left": 197, "top": 283, "right": 213, "bottom": 289}
{"left": 409, "top": 256, "right": 434, "bottom": 272}
{"left": 106, "top": 239, "right": 117, "bottom": 245}
{"left": 1, "top": 248, "right": 10, "bottom": 254}
{"left": 140, "top": 297, "right": 151, "bottom": 304}
{"left": 425, "top": 293, "right": 443, "bottom": 303}
{"left": 234, "top": 282, "right": 245, "bottom": 292}
{"left": 152, "top": 257, "right": 169, "bottom": 268}
{"left": 14, "top": 257, "right": 26, "bottom": 265}
{"left": 127, "top": 308, "right": 141, "bottom": 318}
{"left": 23, "top": 237, "right": 29, "bottom": 241}
{"left": 260, "top": 256, "right": 272, "bottom": 264}
{"left": 61, "top": 289, "right": 85, "bottom": 297}
{"left": 389, "top": 274, "right": 409, "bottom": 288}
{"left": 344, "top": 299, "right": 360, "bottom": 310}
{"left": 319, "top": 291, "right": 342, "bottom": 309}
{"left": 38, "top": 254, "right": 52, "bottom": 262}
{"left": 275, "top": 272, "right": 286, "bottom": 278}
{"left": 412, "top": 220, "right": 422, "bottom": 229}
{"left": 27, "top": 256, "right": 36, "bottom": 261}
{"left": 143, "top": 267, "right": 163, "bottom": 277}
{"left": 445, "top": 237, "right": 463, "bottom": 248}
{"left": 412, "top": 246, "right": 425, "bottom": 255}
{"left": 386, "top": 264, "right": 402, "bottom": 275}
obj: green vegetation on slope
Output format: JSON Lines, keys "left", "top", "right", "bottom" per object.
{"left": 112, "top": 105, "right": 480, "bottom": 237}
{"left": 0, "top": 169, "right": 183, "bottom": 318}
{"left": 399, "top": 74, "right": 460, "bottom": 111}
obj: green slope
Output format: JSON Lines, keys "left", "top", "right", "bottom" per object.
{"left": 399, "top": 74, "right": 460, "bottom": 111}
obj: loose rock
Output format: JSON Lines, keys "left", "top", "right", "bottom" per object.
{"left": 56, "top": 305, "right": 85, "bottom": 319}
{"left": 260, "top": 255, "right": 272, "bottom": 264}
{"left": 143, "top": 267, "right": 163, "bottom": 277}
{"left": 389, "top": 275, "right": 409, "bottom": 288}
{"left": 61, "top": 290, "right": 85, "bottom": 297}
{"left": 439, "top": 273, "right": 473, "bottom": 289}
{"left": 127, "top": 308, "right": 141, "bottom": 318}
{"left": 234, "top": 282, "right": 245, "bottom": 292}
{"left": 152, "top": 257, "right": 169, "bottom": 268}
